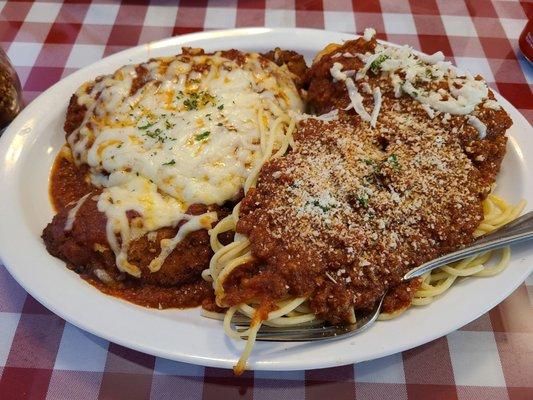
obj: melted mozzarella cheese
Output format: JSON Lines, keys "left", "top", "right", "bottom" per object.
{"left": 64, "top": 193, "right": 90, "bottom": 231}
{"left": 72, "top": 54, "right": 302, "bottom": 206}
{"left": 68, "top": 52, "right": 303, "bottom": 277}
{"left": 96, "top": 173, "right": 199, "bottom": 276}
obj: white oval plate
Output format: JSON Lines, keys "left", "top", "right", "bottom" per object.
{"left": 0, "top": 28, "right": 532, "bottom": 371}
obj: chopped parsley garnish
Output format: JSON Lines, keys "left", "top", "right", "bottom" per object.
{"left": 312, "top": 200, "right": 331, "bottom": 213}
{"left": 183, "top": 91, "right": 217, "bottom": 110}
{"left": 307, "top": 199, "right": 336, "bottom": 213}
{"left": 143, "top": 127, "right": 175, "bottom": 143}
{"left": 183, "top": 98, "right": 198, "bottom": 110}
{"left": 144, "top": 128, "right": 163, "bottom": 140}
{"left": 218, "top": 104, "right": 224, "bottom": 110}
{"left": 370, "top": 54, "right": 389, "bottom": 74}
{"left": 217, "top": 122, "right": 223, "bottom": 126}
{"left": 195, "top": 131, "right": 210, "bottom": 141}
{"left": 362, "top": 158, "right": 381, "bottom": 174}
{"left": 356, "top": 195, "right": 369, "bottom": 208}
{"left": 165, "top": 120, "right": 175, "bottom": 130}
{"left": 138, "top": 121, "right": 156, "bottom": 130}
{"left": 162, "top": 159, "right": 176, "bottom": 166}
{"left": 387, "top": 154, "right": 400, "bottom": 169}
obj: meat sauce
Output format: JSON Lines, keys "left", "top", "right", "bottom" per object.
{"left": 225, "top": 38, "right": 510, "bottom": 323}
{"left": 48, "top": 150, "right": 215, "bottom": 309}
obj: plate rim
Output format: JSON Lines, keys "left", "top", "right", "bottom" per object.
{"left": 0, "top": 27, "right": 532, "bottom": 371}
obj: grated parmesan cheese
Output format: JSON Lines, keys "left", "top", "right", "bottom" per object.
{"left": 483, "top": 99, "right": 501, "bottom": 110}
{"left": 361, "top": 82, "right": 372, "bottom": 94}
{"left": 421, "top": 103, "right": 435, "bottom": 119}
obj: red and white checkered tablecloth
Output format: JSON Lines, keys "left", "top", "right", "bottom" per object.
{"left": 0, "top": 1, "right": 532, "bottom": 399}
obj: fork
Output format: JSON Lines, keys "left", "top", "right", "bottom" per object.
{"left": 234, "top": 210, "right": 533, "bottom": 341}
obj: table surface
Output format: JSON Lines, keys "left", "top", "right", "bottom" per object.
{"left": 0, "top": 0, "right": 532, "bottom": 399}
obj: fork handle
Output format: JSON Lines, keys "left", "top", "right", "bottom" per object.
{"left": 403, "top": 210, "right": 533, "bottom": 281}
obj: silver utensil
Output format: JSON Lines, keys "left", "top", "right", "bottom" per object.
{"left": 235, "top": 210, "right": 533, "bottom": 342}
{"left": 0, "top": 46, "right": 22, "bottom": 135}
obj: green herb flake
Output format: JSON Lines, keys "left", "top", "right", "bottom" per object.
{"left": 356, "top": 195, "right": 369, "bottom": 208}
{"left": 362, "top": 158, "right": 381, "bottom": 174}
{"left": 195, "top": 131, "right": 210, "bottom": 141}
{"left": 138, "top": 121, "right": 156, "bottom": 130}
{"left": 183, "top": 98, "right": 198, "bottom": 110}
{"left": 162, "top": 159, "right": 176, "bottom": 166}
{"left": 387, "top": 154, "right": 400, "bottom": 169}
{"left": 165, "top": 120, "right": 175, "bottom": 130}
{"left": 370, "top": 54, "right": 389, "bottom": 74}
{"left": 218, "top": 104, "right": 224, "bottom": 110}
{"left": 311, "top": 200, "right": 331, "bottom": 213}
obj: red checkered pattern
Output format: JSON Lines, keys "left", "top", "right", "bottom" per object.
{"left": 1, "top": 0, "right": 532, "bottom": 399}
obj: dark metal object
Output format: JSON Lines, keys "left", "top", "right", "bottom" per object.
{"left": 235, "top": 211, "right": 533, "bottom": 342}
{"left": 0, "top": 46, "right": 22, "bottom": 134}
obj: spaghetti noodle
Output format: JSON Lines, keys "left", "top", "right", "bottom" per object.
{"left": 378, "top": 194, "right": 526, "bottom": 319}
{"left": 205, "top": 187, "right": 525, "bottom": 374}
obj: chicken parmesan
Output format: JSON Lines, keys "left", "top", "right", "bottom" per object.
{"left": 43, "top": 47, "right": 305, "bottom": 307}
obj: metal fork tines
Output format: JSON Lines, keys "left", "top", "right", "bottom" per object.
{"left": 232, "top": 302, "right": 382, "bottom": 342}
{"left": 235, "top": 323, "right": 356, "bottom": 342}
{"left": 229, "top": 211, "right": 533, "bottom": 343}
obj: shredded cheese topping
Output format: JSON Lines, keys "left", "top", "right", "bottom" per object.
{"left": 363, "top": 28, "right": 376, "bottom": 41}
{"left": 467, "top": 115, "right": 487, "bottom": 139}
{"left": 344, "top": 77, "right": 372, "bottom": 122}
{"left": 356, "top": 44, "right": 489, "bottom": 115}
{"left": 369, "top": 87, "right": 382, "bottom": 128}
{"left": 328, "top": 36, "right": 497, "bottom": 132}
